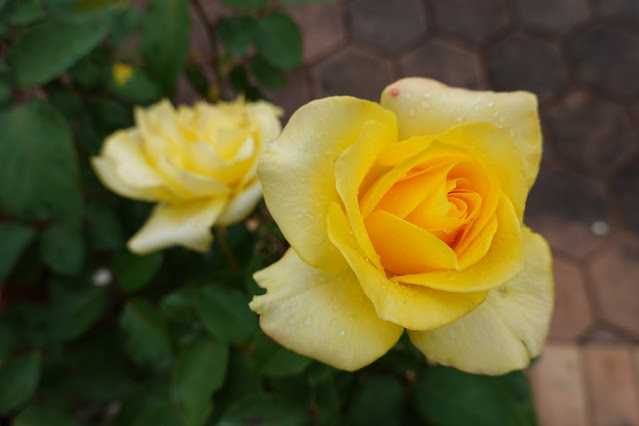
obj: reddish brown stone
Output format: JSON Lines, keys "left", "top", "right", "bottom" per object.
{"left": 595, "top": 0, "right": 639, "bottom": 29}
{"left": 311, "top": 46, "right": 394, "bottom": 101}
{"left": 584, "top": 345, "right": 639, "bottom": 426}
{"left": 589, "top": 237, "right": 639, "bottom": 337}
{"left": 287, "top": 3, "right": 346, "bottom": 63}
{"left": 548, "top": 257, "right": 594, "bottom": 340}
{"left": 547, "top": 91, "right": 636, "bottom": 175}
{"left": 347, "top": 0, "right": 427, "bottom": 52}
{"left": 612, "top": 161, "right": 639, "bottom": 234}
{"left": 528, "top": 343, "right": 588, "bottom": 426}
{"left": 513, "top": 0, "right": 590, "bottom": 35}
{"left": 430, "top": 0, "right": 509, "bottom": 43}
{"left": 400, "top": 39, "right": 482, "bottom": 89}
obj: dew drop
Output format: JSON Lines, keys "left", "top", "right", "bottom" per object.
{"left": 487, "top": 101, "right": 495, "bottom": 107}
{"left": 304, "top": 316, "right": 312, "bottom": 327}
{"left": 331, "top": 305, "right": 338, "bottom": 312}
{"left": 330, "top": 319, "right": 336, "bottom": 326}
{"left": 421, "top": 100, "right": 431, "bottom": 108}
{"left": 455, "top": 116, "right": 463, "bottom": 123}
{"left": 409, "top": 108, "right": 416, "bottom": 117}
{"left": 499, "top": 116, "right": 506, "bottom": 123}
{"left": 509, "top": 129, "right": 515, "bottom": 137}
{"left": 339, "top": 329, "right": 346, "bottom": 336}
{"left": 424, "top": 92, "right": 432, "bottom": 98}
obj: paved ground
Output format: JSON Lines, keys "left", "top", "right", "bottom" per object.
{"left": 183, "top": 1, "right": 639, "bottom": 424}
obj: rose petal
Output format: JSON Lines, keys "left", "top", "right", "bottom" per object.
{"left": 393, "top": 195, "right": 524, "bottom": 292}
{"left": 326, "top": 202, "right": 486, "bottom": 331}
{"left": 250, "top": 249, "right": 403, "bottom": 371}
{"left": 381, "top": 78, "right": 542, "bottom": 190}
{"left": 216, "top": 179, "right": 262, "bottom": 226}
{"left": 91, "top": 130, "right": 176, "bottom": 202}
{"left": 258, "top": 97, "right": 396, "bottom": 273}
{"left": 408, "top": 228, "right": 553, "bottom": 375}
{"left": 127, "top": 198, "right": 227, "bottom": 254}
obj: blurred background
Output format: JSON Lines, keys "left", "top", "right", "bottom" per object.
{"left": 179, "top": 0, "right": 639, "bottom": 424}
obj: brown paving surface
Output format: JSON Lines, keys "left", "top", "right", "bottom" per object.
{"left": 181, "top": 1, "right": 639, "bottom": 424}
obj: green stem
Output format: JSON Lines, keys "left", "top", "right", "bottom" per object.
{"left": 189, "top": 0, "right": 224, "bottom": 101}
{"left": 215, "top": 226, "right": 240, "bottom": 273}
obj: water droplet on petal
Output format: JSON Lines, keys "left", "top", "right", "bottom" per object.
{"left": 456, "top": 116, "right": 463, "bottom": 123}
{"left": 330, "top": 319, "right": 336, "bottom": 326}
{"left": 409, "top": 109, "right": 416, "bottom": 116}
{"left": 487, "top": 101, "right": 495, "bottom": 107}
{"left": 421, "top": 100, "right": 431, "bottom": 108}
{"left": 304, "top": 316, "right": 312, "bottom": 327}
{"left": 339, "top": 329, "right": 346, "bottom": 336}
{"left": 424, "top": 92, "right": 432, "bottom": 98}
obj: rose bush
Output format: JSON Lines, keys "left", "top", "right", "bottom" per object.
{"left": 250, "top": 78, "right": 554, "bottom": 375}
{"left": 91, "top": 98, "right": 282, "bottom": 254}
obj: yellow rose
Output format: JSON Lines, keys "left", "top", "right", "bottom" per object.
{"left": 91, "top": 98, "right": 282, "bottom": 254}
{"left": 250, "top": 78, "right": 553, "bottom": 375}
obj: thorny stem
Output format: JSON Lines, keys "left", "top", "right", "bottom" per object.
{"left": 215, "top": 226, "right": 241, "bottom": 273}
{"left": 189, "top": 0, "right": 224, "bottom": 101}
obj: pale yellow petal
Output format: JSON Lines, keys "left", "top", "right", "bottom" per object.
{"left": 91, "top": 130, "right": 175, "bottom": 202}
{"left": 408, "top": 228, "right": 554, "bottom": 375}
{"left": 216, "top": 179, "right": 262, "bottom": 226}
{"left": 127, "top": 198, "right": 227, "bottom": 254}
{"left": 334, "top": 120, "right": 396, "bottom": 272}
{"left": 250, "top": 249, "right": 403, "bottom": 371}
{"left": 326, "top": 202, "right": 486, "bottom": 331}
{"left": 246, "top": 100, "right": 283, "bottom": 143}
{"left": 258, "top": 97, "right": 396, "bottom": 273}
{"left": 393, "top": 195, "right": 524, "bottom": 293}
{"left": 380, "top": 78, "right": 542, "bottom": 188}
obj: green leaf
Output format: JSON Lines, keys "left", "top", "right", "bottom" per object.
{"left": 0, "top": 101, "right": 82, "bottom": 225}
{"left": 195, "top": 284, "right": 257, "bottom": 343}
{"left": 255, "top": 12, "right": 302, "bottom": 69}
{"left": 0, "top": 324, "right": 15, "bottom": 362}
{"left": 10, "top": 14, "right": 112, "bottom": 88}
{"left": 172, "top": 337, "right": 229, "bottom": 426}
{"left": 120, "top": 299, "right": 172, "bottom": 371}
{"left": 218, "top": 15, "right": 257, "bottom": 56}
{"left": 14, "top": 404, "right": 81, "bottom": 426}
{"left": 9, "top": 0, "right": 44, "bottom": 25}
{"left": 86, "top": 202, "right": 124, "bottom": 251}
{"left": 252, "top": 332, "right": 311, "bottom": 377}
{"left": 40, "top": 224, "right": 85, "bottom": 276}
{"left": 184, "top": 63, "right": 209, "bottom": 98}
{"left": 346, "top": 373, "right": 404, "bottom": 426}
{"left": 0, "top": 352, "right": 41, "bottom": 413}
{"left": 160, "top": 286, "right": 197, "bottom": 323}
{"left": 0, "top": 224, "right": 35, "bottom": 284}
{"left": 141, "top": 0, "right": 190, "bottom": 94}
{"left": 116, "top": 382, "right": 181, "bottom": 426}
{"left": 277, "top": 0, "right": 335, "bottom": 3}
{"left": 412, "top": 366, "right": 534, "bottom": 426}
{"left": 218, "top": 395, "right": 309, "bottom": 426}
{"left": 113, "top": 250, "right": 163, "bottom": 293}
{"left": 230, "top": 64, "right": 250, "bottom": 94}
{"left": 250, "top": 55, "right": 287, "bottom": 90}
{"left": 495, "top": 371, "right": 537, "bottom": 425}
{"left": 48, "top": 283, "right": 108, "bottom": 342}
{"left": 109, "top": 64, "right": 163, "bottom": 103}
{"left": 217, "top": 0, "right": 268, "bottom": 9}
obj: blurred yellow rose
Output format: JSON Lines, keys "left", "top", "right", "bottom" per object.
{"left": 91, "top": 98, "right": 282, "bottom": 254}
{"left": 250, "top": 78, "right": 553, "bottom": 375}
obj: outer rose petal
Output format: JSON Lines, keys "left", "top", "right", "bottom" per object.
{"left": 258, "top": 97, "right": 396, "bottom": 273}
{"left": 216, "top": 179, "right": 262, "bottom": 226}
{"left": 381, "top": 78, "right": 542, "bottom": 189}
{"left": 408, "top": 228, "right": 554, "bottom": 375}
{"left": 249, "top": 249, "right": 404, "bottom": 371}
{"left": 326, "top": 202, "right": 486, "bottom": 331}
{"left": 91, "top": 130, "right": 176, "bottom": 202}
{"left": 128, "top": 198, "right": 227, "bottom": 254}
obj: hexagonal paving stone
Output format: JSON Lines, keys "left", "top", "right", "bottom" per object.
{"left": 400, "top": 39, "right": 482, "bottom": 89}
{"left": 595, "top": 0, "right": 639, "bottom": 29}
{"left": 512, "top": 0, "right": 590, "bottom": 35}
{"left": 525, "top": 165, "right": 609, "bottom": 257}
{"left": 263, "top": 69, "right": 312, "bottom": 121}
{"left": 612, "top": 159, "right": 639, "bottom": 233}
{"left": 548, "top": 256, "right": 594, "bottom": 340}
{"left": 569, "top": 25, "right": 639, "bottom": 98}
{"left": 311, "top": 46, "right": 394, "bottom": 101}
{"left": 590, "top": 237, "right": 639, "bottom": 337}
{"left": 347, "top": 0, "right": 427, "bottom": 52}
{"left": 287, "top": 3, "right": 346, "bottom": 63}
{"left": 430, "top": 0, "right": 509, "bottom": 43}
{"left": 486, "top": 33, "right": 567, "bottom": 102}
{"left": 547, "top": 91, "right": 636, "bottom": 175}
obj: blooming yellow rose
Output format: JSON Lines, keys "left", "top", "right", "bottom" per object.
{"left": 250, "top": 78, "right": 553, "bottom": 375}
{"left": 91, "top": 98, "right": 282, "bottom": 254}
